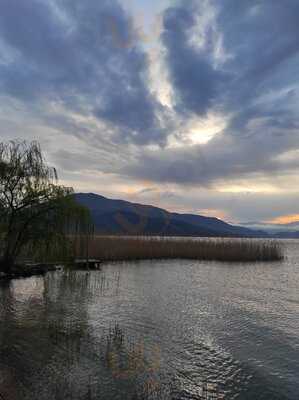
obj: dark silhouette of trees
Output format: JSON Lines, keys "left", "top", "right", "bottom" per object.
{"left": 0, "top": 140, "right": 90, "bottom": 273}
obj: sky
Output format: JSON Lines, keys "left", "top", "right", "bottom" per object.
{"left": 1, "top": 0, "right": 299, "bottom": 224}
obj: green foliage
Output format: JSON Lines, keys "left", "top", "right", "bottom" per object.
{"left": 0, "top": 140, "right": 92, "bottom": 271}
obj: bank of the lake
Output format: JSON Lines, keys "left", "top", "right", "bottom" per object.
{"left": 0, "top": 237, "right": 283, "bottom": 281}
{"left": 0, "top": 263, "right": 60, "bottom": 281}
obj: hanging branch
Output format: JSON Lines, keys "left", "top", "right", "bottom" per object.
{"left": 0, "top": 140, "right": 93, "bottom": 272}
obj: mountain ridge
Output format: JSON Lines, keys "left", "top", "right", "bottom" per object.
{"left": 75, "top": 193, "right": 267, "bottom": 237}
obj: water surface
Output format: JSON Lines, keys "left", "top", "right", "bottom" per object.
{"left": 0, "top": 239, "right": 298, "bottom": 399}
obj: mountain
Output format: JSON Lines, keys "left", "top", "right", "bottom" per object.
{"left": 273, "top": 231, "right": 299, "bottom": 238}
{"left": 75, "top": 193, "right": 266, "bottom": 237}
{"left": 241, "top": 221, "right": 299, "bottom": 237}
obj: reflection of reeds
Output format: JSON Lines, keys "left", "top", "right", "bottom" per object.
{"left": 132, "top": 379, "right": 173, "bottom": 400}
{"left": 106, "top": 323, "right": 125, "bottom": 349}
{"left": 47, "top": 319, "right": 83, "bottom": 366}
{"left": 103, "top": 323, "right": 173, "bottom": 400}
{"left": 75, "top": 236, "right": 283, "bottom": 263}
{"left": 46, "top": 318, "right": 174, "bottom": 399}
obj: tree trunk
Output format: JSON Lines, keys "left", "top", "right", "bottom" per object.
{"left": 0, "top": 239, "right": 16, "bottom": 274}
{"left": 0, "top": 254, "right": 14, "bottom": 274}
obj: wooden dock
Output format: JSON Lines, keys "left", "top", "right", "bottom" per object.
{"left": 74, "top": 259, "right": 101, "bottom": 270}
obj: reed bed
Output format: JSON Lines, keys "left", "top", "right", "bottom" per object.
{"left": 76, "top": 236, "right": 284, "bottom": 263}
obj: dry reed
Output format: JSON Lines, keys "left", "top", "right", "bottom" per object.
{"left": 75, "top": 236, "right": 283, "bottom": 263}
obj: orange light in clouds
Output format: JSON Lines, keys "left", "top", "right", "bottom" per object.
{"left": 199, "top": 209, "right": 230, "bottom": 221}
{"left": 269, "top": 214, "right": 299, "bottom": 224}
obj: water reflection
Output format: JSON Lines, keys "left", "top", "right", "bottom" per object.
{"left": 0, "top": 241, "right": 299, "bottom": 399}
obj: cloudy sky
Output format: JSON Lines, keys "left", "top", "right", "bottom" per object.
{"left": 1, "top": 0, "right": 299, "bottom": 224}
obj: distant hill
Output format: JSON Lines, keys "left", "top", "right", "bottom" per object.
{"left": 75, "top": 193, "right": 267, "bottom": 237}
{"left": 273, "top": 231, "right": 299, "bottom": 239}
{"left": 241, "top": 220, "right": 299, "bottom": 238}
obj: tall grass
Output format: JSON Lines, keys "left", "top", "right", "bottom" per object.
{"left": 75, "top": 236, "right": 283, "bottom": 263}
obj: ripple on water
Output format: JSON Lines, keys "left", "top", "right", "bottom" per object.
{"left": 0, "top": 241, "right": 299, "bottom": 399}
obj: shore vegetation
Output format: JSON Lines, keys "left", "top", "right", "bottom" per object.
{"left": 0, "top": 140, "right": 91, "bottom": 275}
{"left": 75, "top": 236, "right": 284, "bottom": 263}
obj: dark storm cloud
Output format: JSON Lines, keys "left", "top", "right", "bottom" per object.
{"left": 125, "top": 0, "right": 299, "bottom": 185}
{"left": 0, "top": 0, "right": 164, "bottom": 145}
{"left": 217, "top": 0, "right": 299, "bottom": 112}
{"left": 162, "top": 0, "right": 299, "bottom": 116}
{"left": 124, "top": 98, "right": 299, "bottom": 186}
{"left": 1, "top": 0, "right": 299, "bottom": 198}
{"left": 161, "top": 3, "right": 227, "bottom": 115}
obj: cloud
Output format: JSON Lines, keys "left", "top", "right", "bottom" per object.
{"left": 1, "top": 0, "right": 299, "bottom": 222}
{"left": 0, "top": 0, "right": 166, "bottom": 145}
{"left": 129, "top": 185, "right": 299, "bottom": 223}
{"left": 161, "top": 2, "right": 227, "bottom": 115}
{"left": 162, "top": 0, "right": 299, "bottom": 113}
{"left": 146, "top": 0, "right": 299, "bottom": 185}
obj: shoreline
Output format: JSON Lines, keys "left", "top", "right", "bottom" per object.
{"left": 0, "top": 260, "right": 101, "bottom": 281}
{"left": 0, "top": 263, "right": 60, "bottom": 281}
{"left": 0, "top": 237, "right": 284, "bottom": 281}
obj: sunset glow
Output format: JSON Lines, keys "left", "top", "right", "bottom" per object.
{"left": 268, "top": 214, "right": 299, "bottom": 225}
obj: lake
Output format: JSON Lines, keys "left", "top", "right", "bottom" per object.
{"left": 0, "top": 239, "right": 298, "bottom": 399}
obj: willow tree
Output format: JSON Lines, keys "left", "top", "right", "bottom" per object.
{"left": 0, "top": 140, "right": 92, "bottom": 273}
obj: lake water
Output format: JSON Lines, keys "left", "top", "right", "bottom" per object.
{"left": 0, "top": 240, "right": 298, "bottom": 399}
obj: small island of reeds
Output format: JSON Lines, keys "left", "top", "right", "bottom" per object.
{"left": 77, "top": 236, "right": 284, "bottom": 263}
